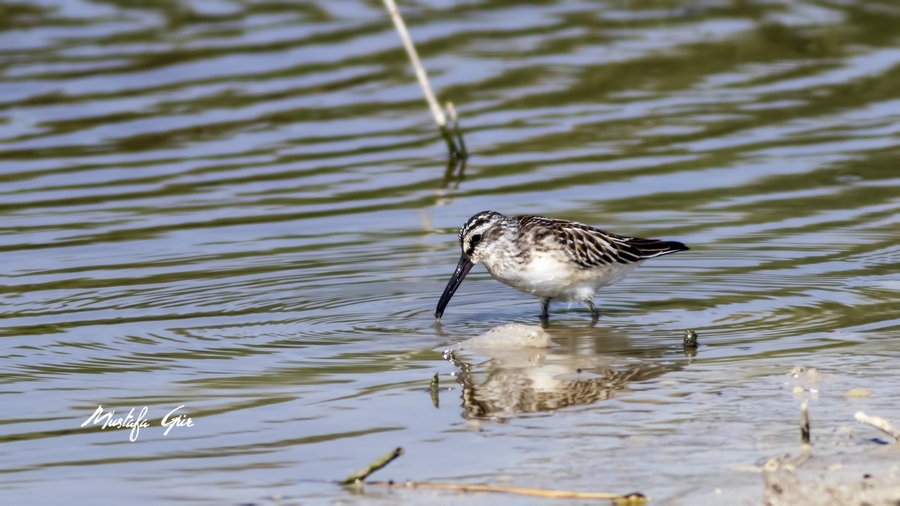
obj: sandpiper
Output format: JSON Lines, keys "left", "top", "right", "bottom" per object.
{"left": 435, "top": 211, "right": 689, "bottom": 321}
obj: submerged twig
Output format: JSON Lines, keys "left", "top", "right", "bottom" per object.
{"left": 682, "top": 329, "right": 698, "bottom": 357}
{"left": 800, "top": 400, "right": 810, "bottom": 447}
{"left": 854, "top": 411, "right": 900, "bottom": 442}
{"left": 682, "top": 329, "right": 698, "bottom": 348}
{"left": 338, "top": 447, "right": 643, "bottom": 502}
{"left": 446, "top": 101, "right": 466, "bottom": 155}
{"left": 440, "top": 151, "right": 467, "bottom": 189}
{"left": 366, "top": 481, "right": 646, "bottom": 502}
{"left": 430, "top": 372, "right": 440, "bottom": 408}
{"left": 382, "top": 0, "right": 466, "bottom": 158}
{"left": 341, "top": 447, "right": 405, "bottom": 484}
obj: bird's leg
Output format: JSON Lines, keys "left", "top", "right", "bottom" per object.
{"left": 539, "top": 297, "right": 551, "bottom": 322}
{"left": 584, "top": 299, "right": 600, "bottom": 323}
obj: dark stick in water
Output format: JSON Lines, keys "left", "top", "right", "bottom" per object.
{"left": 341, "top": 447, "right": 405, "bottom": 485}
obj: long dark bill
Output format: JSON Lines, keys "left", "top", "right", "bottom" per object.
{"left": 434, "top": 254, "right": 474, "bottom": 319}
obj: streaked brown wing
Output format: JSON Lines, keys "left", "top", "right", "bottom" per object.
{"left": 517, "top": 215, "right": 687, "bottom": 269}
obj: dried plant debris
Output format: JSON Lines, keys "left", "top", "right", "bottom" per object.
{"left": 764, "top": 471, "right": 900, "bottom": 506}
{"left": 854, "top": 412, "right": 900, "bottom": 442}
{"left": 760, "top": 402, "right": 900, "bottom": 506}
{"left": 789, "top": 366, "right": 820, "bottom": 383}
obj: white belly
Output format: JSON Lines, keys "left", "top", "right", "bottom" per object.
{"left": 484, "top": 252, "right": 641, "bottom": 302}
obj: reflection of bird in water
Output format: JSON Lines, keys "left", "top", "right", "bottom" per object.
{"left": 446, "top": 349, "right": 677, "bottom": 421}
{"left": 435, "top": 211, "right": 689, "bottom": 322}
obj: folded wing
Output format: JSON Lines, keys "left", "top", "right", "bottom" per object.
{"left": 519, "top": 216, "right": 689, "bottom": 269}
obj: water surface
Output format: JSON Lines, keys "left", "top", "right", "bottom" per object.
{"left": 1, "top": 0, "right": 899, "bottom": 504}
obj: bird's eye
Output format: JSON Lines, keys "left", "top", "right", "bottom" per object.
{"left": 471, "top": 234, "right": 482, "bottom": 245}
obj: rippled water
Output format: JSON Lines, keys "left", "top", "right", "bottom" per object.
{"left": 2, "top": 0, "right": 900, "bottom": 504}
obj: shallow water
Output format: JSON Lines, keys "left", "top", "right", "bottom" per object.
{"left": 1, "top": 0, "right": 899, "bottom": 504}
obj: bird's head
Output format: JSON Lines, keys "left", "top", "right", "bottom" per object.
{"left": 457, "top": 210, "right": 507, "bottom": 264}
{"left": 435, "top": 211, "right": 509, "bottom": 319}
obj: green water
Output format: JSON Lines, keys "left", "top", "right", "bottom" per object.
{"left": 1, "top": 0, "right": 899, "bottom": 504}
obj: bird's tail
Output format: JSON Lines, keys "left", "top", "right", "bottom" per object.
{"left": 626, "top": 239, "right": 690, "bottom": 259}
